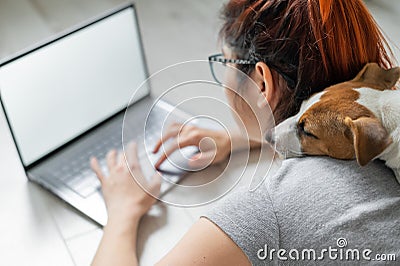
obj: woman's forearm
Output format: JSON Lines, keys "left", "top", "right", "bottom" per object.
{"left": 230, "top": 131, "right": 262, "bottom": 152}
{"left": 92, "top": 216, "right": 140, "bottom": 266}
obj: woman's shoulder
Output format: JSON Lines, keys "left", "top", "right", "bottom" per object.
{"left": 267, "top": 156, "right": 400, "bottom": 258}
{"left": 203, "top": 184, "right": 280, "bottom": 263}
{"left": 276, "top": 155, "right": 394, "bottom": 179}
{"left": 267, "top": 156, "right": 399, "bottom": 211}
{"left": 269, "top": 156, "right": 397, "bottom": 191}
{"left": 204, "top": 156, "right": 400, "bottom": 264}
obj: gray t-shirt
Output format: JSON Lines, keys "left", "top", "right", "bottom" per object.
{"left": 204, "top": 156, "right": 400, "bottom": 265}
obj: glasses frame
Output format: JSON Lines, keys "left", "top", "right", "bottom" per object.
{"left": 208, "top": 53, "right": 296, "bottom": 88}
{"left": 208, "top": 53, "right": 255, "bottom": 85}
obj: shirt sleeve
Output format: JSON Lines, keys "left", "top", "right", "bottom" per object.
{"left": 201, "top": 185, "right": 280, "bottom": 265}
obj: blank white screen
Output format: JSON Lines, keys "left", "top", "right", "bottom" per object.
{"left": 0, "top": 7, "right": 149, "bottom": 166}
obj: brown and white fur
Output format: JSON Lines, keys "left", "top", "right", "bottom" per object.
{"left": 268, "top": 63, "right": 400, "bottom": 183}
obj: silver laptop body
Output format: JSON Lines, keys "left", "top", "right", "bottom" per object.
{"left": 0, "top": 3, "right": 196, "bottom": 226}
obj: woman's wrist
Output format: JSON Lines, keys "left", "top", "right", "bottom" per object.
{"left": 230, "top": 131, "right": 261, "bottom": 152}
{"left": 105, "top": 198, "right": 152, "bottom": 227}
{"left": 105, "top": 214, "right": 141, "bottom": 234}
{"left": 105, "top": 204, "right": 145, "bottom": 232}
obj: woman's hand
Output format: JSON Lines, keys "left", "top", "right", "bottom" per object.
{"left": 90, "top": 142, "right": 161, "bottom": 225}
{"left": 153, "top": 122, "right": 232, "bottom": 170}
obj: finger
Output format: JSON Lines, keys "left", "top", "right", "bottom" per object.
{"left": 126, "top": 142, "right": 141, "bottom": 170}
{"left": 90, "top": 157, "right": 105, "bottom": 183}
{"left": 118, "top": 151, "right": 125, "bottom": 168}
{"left": 188, "top": 150, "right": 216, "bottom": 169}
{"left": 106, "top": 149, "right": 117, "bottom": 169}
{"left": 154, "top": 137, "right": 193, "bottom": 169}
{"left": 152, "top": 123, "right": 183, "bottom": 153}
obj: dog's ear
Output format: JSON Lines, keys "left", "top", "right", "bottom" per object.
{"left": 352, "top": 63, "right": 400, "bottom": 90}
{"left": 344, "top": 116, "right": 392, "bottom": 166}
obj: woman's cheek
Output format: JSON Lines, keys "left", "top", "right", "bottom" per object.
{"left": 233, "top": 96, "right": 263, "bottom": 140}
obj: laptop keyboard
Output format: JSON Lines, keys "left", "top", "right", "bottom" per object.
{"left": 48, "top": 106, "right": 170, "bottom": 198}
{"left": 53, "top": 134, "right": 120, "bottom": 198}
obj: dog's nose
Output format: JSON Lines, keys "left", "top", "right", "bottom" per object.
{"left": 265, "top": 128, "right": 275, "bottom": 144}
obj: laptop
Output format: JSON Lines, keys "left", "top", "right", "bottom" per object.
{"left": 0, "top": 3, "right": 199, "bottom": 226}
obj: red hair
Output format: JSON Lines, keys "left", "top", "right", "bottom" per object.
{"left": 220, "top": 0, "right": 395, "bottom": 124}
{"left": 310, "top": 0, "right": 393, "bottom": 78}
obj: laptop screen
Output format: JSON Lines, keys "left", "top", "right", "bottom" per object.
{"left": 0, "top": 6, "right": 149, "bottom": 166}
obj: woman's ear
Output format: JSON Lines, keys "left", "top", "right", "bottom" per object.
{"left": 254, "top": 62, "right": 279, "bottom": 110}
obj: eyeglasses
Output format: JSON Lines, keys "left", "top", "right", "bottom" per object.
{"left": 208, "top": 53, "right": 256, "bottom": 85}
{"left": 208, "top": 53, "right": 296, "bottom": 88}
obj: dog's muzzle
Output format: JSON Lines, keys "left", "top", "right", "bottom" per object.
{"left": 265, "top": 126, "right": 304, "bottom": 159}
{"left": 264, "top": 128, "right": 275, "bottom": 144}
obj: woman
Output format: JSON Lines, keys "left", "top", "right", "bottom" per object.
{"left": 91, "top": 0, "right": 400, "bottom": 265}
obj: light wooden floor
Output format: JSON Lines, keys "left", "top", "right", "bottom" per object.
{"left": 0, "top": 0, "right": 398, "bottom": 265}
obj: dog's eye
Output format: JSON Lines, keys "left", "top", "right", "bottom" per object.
{"left": 298, "top": 121, "right": 318, "bottom": 139}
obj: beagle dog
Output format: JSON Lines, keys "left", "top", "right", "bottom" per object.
{"left": 268, "top": 63, "right": 400, "bottom": 183}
